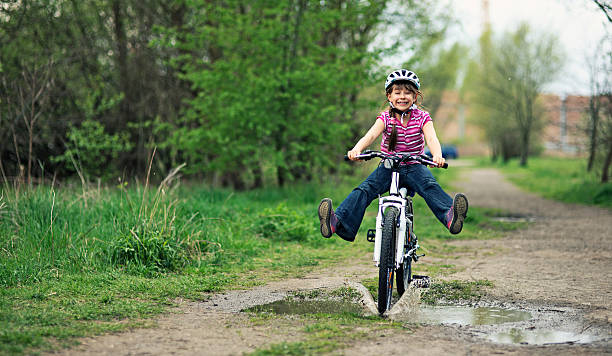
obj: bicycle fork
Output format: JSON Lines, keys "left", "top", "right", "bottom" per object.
{"left": 372, "top": 170, "right": 408, "bottom": 269}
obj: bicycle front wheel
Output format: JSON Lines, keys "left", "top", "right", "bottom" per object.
{"left": 378, "top": 207, "right": 398, "bottom": 315}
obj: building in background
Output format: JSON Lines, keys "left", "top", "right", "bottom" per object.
{"left": 433, "top": 91, "right": 590, "bottom": 157}
{"left": 540, "top": 94, "right": 590, "bottom": 155}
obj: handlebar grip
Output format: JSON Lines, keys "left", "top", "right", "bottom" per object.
{"left": 344, "top": 155, "right": 350, "bottom": 161}
{"left": 441, "top": 162, "right": 448, "bottom": 169}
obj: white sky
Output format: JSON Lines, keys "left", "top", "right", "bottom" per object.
{"left": 384, "top": 0, "right": 610, "bottom": 96}
{"left": 452, "top": 0, "right": 610, "bottom": 95}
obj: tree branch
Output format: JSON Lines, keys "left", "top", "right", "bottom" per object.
{"left": 593, "top": 0, "right": 612, "bottom": 23}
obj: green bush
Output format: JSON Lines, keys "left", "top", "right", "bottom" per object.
{"left": 52, "top": 120, "right": 132, "bottom": 180}
{"left": 254, "top": 203, "right": 315, "bottom": 241}
{"left": 109, "top": 221, "right": 189, "bottom": 275}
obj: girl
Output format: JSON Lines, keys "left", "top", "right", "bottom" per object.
{"left": 318, "top": 69, "right": 468, "bottom": 241}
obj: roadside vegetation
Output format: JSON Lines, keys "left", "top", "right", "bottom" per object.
{"left": 0, "top": 163, "right": 519, "bottom": 355}
{"left": 485, "top": 156, "right": 612, "bottom": 208}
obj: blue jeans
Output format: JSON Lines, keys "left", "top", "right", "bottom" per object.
{"left": 334, "top": 164, "right": 453, "bottom": 242}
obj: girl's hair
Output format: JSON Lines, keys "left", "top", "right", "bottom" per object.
{"left": 383, "top": 81, "right": 424, "bottom": 152}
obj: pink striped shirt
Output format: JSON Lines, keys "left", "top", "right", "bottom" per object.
{"left": 377, "top": 108, "right": 432, "bottom": 162}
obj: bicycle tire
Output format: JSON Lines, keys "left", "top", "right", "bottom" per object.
{"left": 397, "top": 199, "right": 414, "bottom": 297}
{"left": 396, "top": 253, "right": 412, "bottom": 297}
{"left": 378, "top": 207, "right": 398, "bottom": 315}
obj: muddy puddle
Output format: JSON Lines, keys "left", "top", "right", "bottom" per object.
{"left": 243, "top": 283, "right": 605, "bottom": 346}
{"left": 391, "top": 303, "right": 600, "bottom": 345}
{"left": 397, "top": 305, "right": 531, "bottom": 325}
{"left": 248, "top": 299, "right": 531, "bottom": 326}
{"left": 247, "top": 299, "right": 364, "bottom": 315}
{"left": 488, "top": 328, "right": 598, "bottom": 345}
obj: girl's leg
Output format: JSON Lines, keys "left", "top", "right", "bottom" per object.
{"left": 401, "top": 164, "right": 468, "bottom": 233}
{"left": 401, "top": 164, "right": 452, "bottom": 224}
{"left": 329, "top": 165, "right": 391, "bottom": 241}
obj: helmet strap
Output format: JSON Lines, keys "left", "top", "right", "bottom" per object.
{"left": 389, "top": 101, "right": 414, "bottom": 120}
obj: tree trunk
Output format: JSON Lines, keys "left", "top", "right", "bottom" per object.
{"left": 253, "top": 165, "right": 263, "bottom": 189}
{"left": 519, "top": 125, "right": 530, "bottom": 167}
{"left": 587, "top": 95, "right": 600, "bottom": 171}
{"left": 112, "top": 0, "right": 131, "bottom": 129}
{"left": 601, "top": 141, "right": 612, "bottom": 183}
{"left": 277, "top": 165, "right": 287, "bottom": 187}
{"left": 27, "top": 125, "right": 33, "bottom": 186}
{"left": 519, "top": 143, "right": 529, "bottom": 166}
{"left": 231, "top": 172, "right": 246, "bottom": 191}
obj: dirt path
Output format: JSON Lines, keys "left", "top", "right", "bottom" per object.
{"left": 448, "top": 168, "right": 611, "bottom": 318}
{"left": 50, "top": 166, "right": 612, "bottom": 356}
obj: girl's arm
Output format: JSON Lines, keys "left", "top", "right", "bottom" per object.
{"left": 347, "top": 119, "right": 385, "bottom": 161}
{"left": 422, "top": 121, "right": 445, "bottom": 166}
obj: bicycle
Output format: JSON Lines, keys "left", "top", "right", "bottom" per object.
{"left": 345, "top": 150, "right": 447, "bottom": 315}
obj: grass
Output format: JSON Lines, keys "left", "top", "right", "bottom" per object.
{"left": 248, "top": 313, "right": 407, "bottom": 356}
{"left": 0, "top": 178, "right": 355, "bottom": 354}
{"left": 247, "top": 286, "right": 407, "bottom": 356}
{"left": 0, "top": 160, "right": 522, "bottom": 355}
{"left": 420, "top": 280, "right": 494, "bottom": 305}
{"left": 482, "top": 156, "right": 612, "bottom": 209}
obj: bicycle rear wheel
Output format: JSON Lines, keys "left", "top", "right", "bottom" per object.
{"left": 396, "top": 253, "right": 412, "bottom": 297}
{"left": 397, "top": 199, "right": 414, "bottom": 297}
{"left": 378, "top": 207, "right": 398, "bottom": 315}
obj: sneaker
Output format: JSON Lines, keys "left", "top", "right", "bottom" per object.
{"left": 318, "top": 198, "right": 337, "bottom": 238}
{"left": 447, "top": 193, "right": 468, "bottom": 234}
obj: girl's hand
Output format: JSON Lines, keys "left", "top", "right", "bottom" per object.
{"left": 432, "top": 155, "right": 446, "bottom": 167}
{"left": 347, "top": 149, "right": 361, "bottom": 161}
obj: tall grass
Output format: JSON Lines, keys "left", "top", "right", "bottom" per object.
{"left": 489, "top": 156, "right": 612, "bottom": 208}
{"left": 0, "top": 175, "right": 333, "bottom": 287}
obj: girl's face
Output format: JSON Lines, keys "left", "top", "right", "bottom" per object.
{"left": 387, "top": 84, "right": 417, "bottom": 111}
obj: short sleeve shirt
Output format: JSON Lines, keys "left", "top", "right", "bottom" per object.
{"left": 377, "top": 107, "right": 432, "bottom": 160}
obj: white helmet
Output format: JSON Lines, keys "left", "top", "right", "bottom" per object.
{"left": 384, "top": 69, "right": 420, "bottom": 91}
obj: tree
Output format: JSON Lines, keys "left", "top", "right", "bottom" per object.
{"left": 0, "top": 0, "right": 192, "bottom": 182}
{"left": 586, "top": 37, "right": 609, "bottom": 172}
{"left": 409, "top": 43, "right": 468, "bottom": 124}
{"left": 161, "top": 0, "right": 442, "bottom": 188}
{"left": 468, "top": 24, "right": 564, "bottom": 166}
{"left": 587, "top": 37, "right": 612, "bottom": 182}
{"left": 0, "top": 0, "right": 444, "bottom": 187}
{"left": 601, "top": 96, "right": 612, "bottom": 182}
{"left": 586, "top": 2, "right": 612, "bottom": 183}
{"left": 401, "top": 6, "right": 466, "bottom": 118}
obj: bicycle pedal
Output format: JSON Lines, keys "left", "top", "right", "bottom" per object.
{"left": 411, "top": 275, "right": 431, "bottom": 288}
{"left": 366, "top": 229, "right": 376, "bottom": 242}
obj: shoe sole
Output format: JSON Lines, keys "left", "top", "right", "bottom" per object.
{"left": 449, "top": 193, "right": 468, "bottom": 234}
{"left": 318, "top": 198, "right": 333, "bottom": 238}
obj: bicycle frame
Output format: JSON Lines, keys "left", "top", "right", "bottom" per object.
{"left": 350, "top": 150, "right": 445, "bottom": 270}
{"left": 373, "top": 169, "right": 412, "bottom": 270}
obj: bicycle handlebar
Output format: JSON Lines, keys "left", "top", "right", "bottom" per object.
{"left": 344, "top": 150, "right": 448, "bottom": 169}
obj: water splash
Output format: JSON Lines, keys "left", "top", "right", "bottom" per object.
{"left": 386, "top": 286, "right": 422, "bottom": 318}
